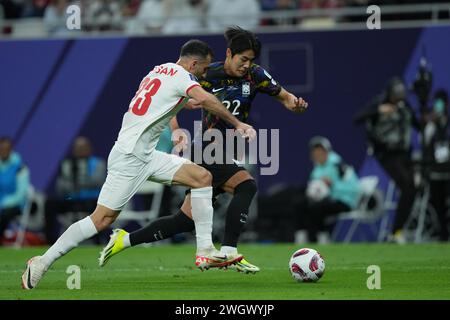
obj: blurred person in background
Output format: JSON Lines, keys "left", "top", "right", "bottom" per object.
{"left": 297, "top": 136, "right": 360, "bottom": 244}
{"left": 299, "top": 0, "right": 342, "bottom": 10}
{"left": 44, "top": 136, "right": 106, "bottom": 244}
{"left": 354, "top": 77, "right": 420, "bottom": 244}
{"left": 121, "top": 0, "right": 141, "bottom": 17}
{"left": 206, "top": 0, "right": 261, "bottom": 32}
{"left": 85, "top": 0, "right": 122, "bottom": 31}
{"left": 0, "top": 137, "right": 30, "bottom": 244}
{"left": 298, "top": 0, "right": 343, "bottom": 26}
{"left": 43, "top": 0, "right": 73, "bottom": 36}
{"left": 422, "top": 89, "right": 450, "bottom": 241}
{"left": 162, "top": 0, "right": 206, "bottom": 35}
{"left": 21, "top": 0, "right": 49, "bottom": 17}
{"left": 125, "top": 0, "right": 166, "bottom": 35}
{"left": 260, "top": 0, "right": 299, "bottom": 27}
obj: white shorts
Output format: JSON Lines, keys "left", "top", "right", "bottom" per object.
{"left": 97, "top": 145, "right": 189, "bottom": 211}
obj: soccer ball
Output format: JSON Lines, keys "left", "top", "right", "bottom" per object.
{"left": 306, "top": 179, "right": 330, "bottom": 201}
{"left": 289, "top": 248, "right": 325, "bottom": 282}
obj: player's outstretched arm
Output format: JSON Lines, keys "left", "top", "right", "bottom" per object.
{"left": 187, "top": 85, "right": 256, "bottom": 139}
{"left": 275, "top": 87, "right": 309, "bottom": 114}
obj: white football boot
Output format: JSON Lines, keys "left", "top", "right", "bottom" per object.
{"left": 21, "top": 256, "right": 48, "bottom": 290}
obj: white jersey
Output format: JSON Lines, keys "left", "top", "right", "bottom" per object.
{"left": 115, "top": 63, "right": 199, "bottom": 161}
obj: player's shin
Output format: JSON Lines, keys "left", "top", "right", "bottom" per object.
{"left": 129, "top": 210, "right": 195, "bottom": 246}
{"left": 41, "top": 216, "right": 98, "bottom": 269}
{"left": 190, "top": 186, "right": 215, "bottom": 254}
{"left": 222, "top": 180, "right": 257, "bottom": 250}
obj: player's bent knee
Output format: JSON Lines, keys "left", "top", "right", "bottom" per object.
{"left": 194, "top": 167, "right": 212, "bottom": 188}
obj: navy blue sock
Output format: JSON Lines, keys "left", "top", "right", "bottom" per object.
{"left": 129, "top": 210, "right": 194, "bottom": 246}
{"left": 222, "top": 180, "right": 257, "bottom": 247}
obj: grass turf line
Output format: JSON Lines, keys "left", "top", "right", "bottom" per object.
{"left": 1, "top": 243, "right": 449, "bottom": 300}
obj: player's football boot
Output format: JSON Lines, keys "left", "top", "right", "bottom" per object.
{"left": 195, "top": 250, "right": 243, "bottom": 271}
{"left": 393, "top": 230, "right": 407, "bottom": 245}
{"left": 230, "top": 257, "right": 260, "bottom": 274}
{"left": 99, "top": 228, "right": 128, "bottom": 267}
{"left": 387, "top": 230, "right": 407, "bottom": 245}
{"left": 21, "top": 256, "right": 48, "bottom": 290}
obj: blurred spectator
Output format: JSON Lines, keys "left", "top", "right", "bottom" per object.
{"left": 354, "top": 77, "right": 420, "bottom": 244}
{"left": 44, "top": 136, "right": 106, "bottom": 244}
{"left": 43, "top": 0, "right": 71, "bottom": 36}
{"left": 299, "top": 0, "right": 342, "bottom": 10}
{"left": 0, "top": 137, "right": 30, "bottom": 243}
{"left": 423, "top": 89, "right": 450, "bottom": 241}
{"left": 21, "top": 0, "right": 50, "bottom": 17}
{"left": 121, "top": 0, "right": 141, "bottom": 17}
{"left": 261, "top": 0, "right": 299, "bottom": 27}
{"left": 297, "top": 136, "right": 360, "bottom": 243}
{"left": 162, "top": 0, "right": 205, "bottom": 35}
{"left": 298, "top": 0, "right": 342, "bottom": 27}
{"left": 206, "top": 0, "right": 261, "bottom": 33}
{"left": 260, "top": 0, "right": 278, "bottom": 11}
{"left": 125, "top": 0, "right": 166, "bottom": 35}
{"left": 85, "top": 0, "right": 122, "bottom": 31}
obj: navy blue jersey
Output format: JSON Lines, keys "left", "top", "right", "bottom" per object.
{"left": 199, "top": 62, "right": 282, "bottom": 135}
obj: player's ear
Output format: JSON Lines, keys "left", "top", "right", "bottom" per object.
{"left": 191, "top": 59, "right": 198, "bottom": 69}
{"left": 226, "top": 48, "right": 232, "bottom": 59}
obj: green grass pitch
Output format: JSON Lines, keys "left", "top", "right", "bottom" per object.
{"left": 1, "top": 243, "right": 449, "bottom": 300}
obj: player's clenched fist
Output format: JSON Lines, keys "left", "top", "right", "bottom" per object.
{"left": 236, "top": 122, "right": 257, "bottom": 141}
{"left": 292, "top": 97, "right": 308, "bottom": 114}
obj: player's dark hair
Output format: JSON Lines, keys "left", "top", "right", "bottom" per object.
{"left": 224, "top": 26, "right": 261, "bottom": 58}
{"left": 180, "top": 39, "right": 214, "bottom": 60}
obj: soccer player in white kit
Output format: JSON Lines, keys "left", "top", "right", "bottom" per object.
{"left": 21, "top": 39, "right": 256, "bottom": 290}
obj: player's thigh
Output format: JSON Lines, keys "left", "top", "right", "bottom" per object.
{"left": 98, "top": 148, "right": 150, "bottom": 212}
{"left": 148, "top": 150, "right": 211, "bottom": 188}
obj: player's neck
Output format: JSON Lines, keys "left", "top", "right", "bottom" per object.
{"left": 176, "top": 59, "right": 189, "bottom": 72}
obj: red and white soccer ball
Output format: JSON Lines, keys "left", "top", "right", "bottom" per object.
{"left": 289, "top": 248, "right": 325, "bottom": 282}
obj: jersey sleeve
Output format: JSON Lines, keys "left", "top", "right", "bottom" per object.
{"left": 175, "top": 69, "right": 201, "bottom": 97}
{"left": 252, "top": 64, "right": 282, "bottom": 96}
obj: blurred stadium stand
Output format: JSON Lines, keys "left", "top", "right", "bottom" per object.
{"left": 1, "top": 1, "right": 450, "bottom": 38}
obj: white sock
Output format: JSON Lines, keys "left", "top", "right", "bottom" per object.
{"left": 220, "top": 246, "right": 237, "bottom": 255}
{"left": 123, "top": 233, "right": 131, "bottom": 248}
{"left": 191, "top": 186, "right": 215, "bottom": 255}
{"left": 41, "top": 216, "right": 98, "bottom": 269}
